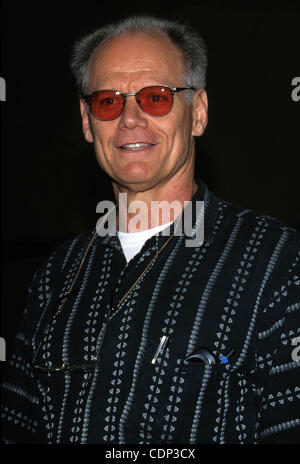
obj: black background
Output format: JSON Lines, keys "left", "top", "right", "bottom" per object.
{"left": 1, "top": 0, "right": 300, "bottom": 356}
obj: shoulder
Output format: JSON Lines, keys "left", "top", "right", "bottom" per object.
{"left": 211, "top": 191, "right": 300, "bottom": 258}
{"left": 206, "top": 190, "right": 300, "bottom": 302}
{"left": 29, "top": 228, "right": 96, "bottom": 292}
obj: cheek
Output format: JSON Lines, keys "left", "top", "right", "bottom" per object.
{"left": 166, "top": 110, "right": 193, "bottom": 150}
{"left": 90, "top": 122, "right": 113, "bottom": 155}
{"left": 90, "top": 130, "right": 114, "bottom": 173}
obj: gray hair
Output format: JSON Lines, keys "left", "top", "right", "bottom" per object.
{"left": 70, "top": 15, "right": 207, "bottom": 105}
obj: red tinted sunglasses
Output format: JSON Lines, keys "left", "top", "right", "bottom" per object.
{"left": 82, "top": 85, "right": 196, "bottom": 121}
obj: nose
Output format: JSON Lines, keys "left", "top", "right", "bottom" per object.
{"left": 118, "top": 95, "right": 148, "bottom": 130}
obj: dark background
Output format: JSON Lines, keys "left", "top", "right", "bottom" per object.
{"left": 1, "top": 1, "right": 300, "bottom": 357}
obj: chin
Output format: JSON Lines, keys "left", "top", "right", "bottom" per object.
{"left": 114, "top": 173, "right": 157, "bottom": 192}
{"left": 115, "top": 165, "right": 154, "bottom": 184}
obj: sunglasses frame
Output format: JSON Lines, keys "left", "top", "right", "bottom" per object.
{"left": 81, "top": 85, "right": 196, "bottom": 121}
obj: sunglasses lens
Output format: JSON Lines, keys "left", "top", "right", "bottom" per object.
{"left": 90, "top": 91, "right": 123, "bottom": 120}
{"left": 88, "top": 86, "right": 174, "bottom": 120}
{"left": 138, "top": 86, "right": 173, "bottom": 116}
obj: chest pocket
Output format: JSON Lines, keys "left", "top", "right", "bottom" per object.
{"left": 124, "top": 340, "right": 257, "bottom": 443}
{"left": 123, "top": 340, "right": 230, "bottom": 441}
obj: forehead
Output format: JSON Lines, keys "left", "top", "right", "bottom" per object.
{"left": 88, "top": 31, "right": 185, "bottom": 90}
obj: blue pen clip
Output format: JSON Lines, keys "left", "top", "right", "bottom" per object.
{"left": 218, "top": 349, "right": 235, "bottom": 364}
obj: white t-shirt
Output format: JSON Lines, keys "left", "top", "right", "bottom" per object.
{"left": 117, "top": 221, "right": 173, "bottom": 263}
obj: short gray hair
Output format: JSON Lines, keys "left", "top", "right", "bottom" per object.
{"left": 70, "top": 15, "right": 207, "bottom": 105}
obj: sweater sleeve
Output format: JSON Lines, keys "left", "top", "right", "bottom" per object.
{"left": 1, "top": 232, "right": 91, "bottom": 444}
{"left": 256, "top": 246, "right": 300, "bottom": 443}
{"left": 1, "top": 267, "right": 47, "bottom": 444}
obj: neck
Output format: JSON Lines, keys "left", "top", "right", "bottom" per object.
{"left": 112, "top": 174, "right": 198, "bottom": 233}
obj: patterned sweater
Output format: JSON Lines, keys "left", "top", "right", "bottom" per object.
{"left": 1, "top": 181, "right": 300, "bottom": 444}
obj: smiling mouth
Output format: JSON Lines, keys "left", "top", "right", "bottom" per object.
{"left": 119, "top": 143, "right": 155, "bottom": 151}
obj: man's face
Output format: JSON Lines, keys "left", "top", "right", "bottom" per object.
{"left": 80, "top": 31, "right": 207, "bottom": 192}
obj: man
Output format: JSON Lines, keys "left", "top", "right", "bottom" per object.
{"left": 1, "top": 15, "right": 300, "bottom": 444}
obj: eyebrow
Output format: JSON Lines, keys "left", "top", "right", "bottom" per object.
{"left": 89, "top": 84, "right": 175, "bottom": 94}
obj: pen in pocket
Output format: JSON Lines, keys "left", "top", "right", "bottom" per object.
{"left": 151, "top": 335, "right": 169, "bottom": 365}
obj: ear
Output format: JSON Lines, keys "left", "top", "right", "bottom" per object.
{"left": 80, "top": 98, "right": 94, "bottom": 143}
{"left": 192, "top": 89, "right": 208, "bottom": 137}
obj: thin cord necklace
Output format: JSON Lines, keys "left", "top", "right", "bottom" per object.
{"left": 32, "top": 205, "right": 180, "bottom": 372}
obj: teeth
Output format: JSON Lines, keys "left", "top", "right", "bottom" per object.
{"left": 121, "top": 143, "right": 152, "bottom": 150}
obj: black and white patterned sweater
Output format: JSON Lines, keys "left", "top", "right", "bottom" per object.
{"left": 1, "top": 180, "right": 300, "bottom": 444}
